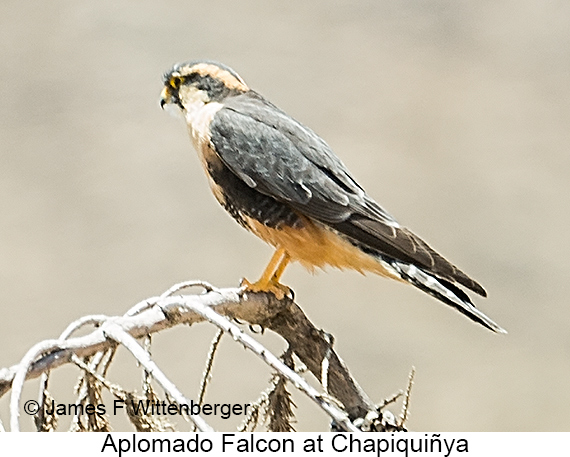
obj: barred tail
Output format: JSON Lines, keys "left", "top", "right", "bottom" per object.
{"left": 387, "top": 259, "right": 506, "bottom": 334}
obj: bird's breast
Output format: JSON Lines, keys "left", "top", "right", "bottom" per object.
{"left": 184, "top": 101, "right": 225, "bottom": 170}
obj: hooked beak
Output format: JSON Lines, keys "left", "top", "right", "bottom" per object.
{"left": 160, "top": 85, "right": 184, "bottom": 111}
{"left": 160, "top": 86, "right": 171, "bottom": 109}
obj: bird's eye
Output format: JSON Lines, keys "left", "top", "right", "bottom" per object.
{"left": 169, "top": 76, "right": 183, "bottom": 89}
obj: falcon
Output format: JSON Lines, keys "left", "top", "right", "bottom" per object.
{"left": 160, "top": 60, "right": 505, "bottom": 333}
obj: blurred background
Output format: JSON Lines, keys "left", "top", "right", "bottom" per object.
{"left": 1, "top": 0, "right": 568, "bottom": 431}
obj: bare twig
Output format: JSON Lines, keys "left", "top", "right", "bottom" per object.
{"left": 101, "top": 322, "right": 214, "bottom": 432}
{"left": 36, "top": 314, "right": 110, "bottom": 431}
{"left": 197, "top": 329, "right": 224, "bottom": 407}
{"left": 399, "top": 366, "right": 415, "bottom": 428}
{"left": 1, "top": 283, "right": 387, "bottom": 432}
{"left": 10, "top": 339, "right": 68, "bottom": 431}
{"left": 170, "top": 295, "right": 359, "bottom": 432}
{"left": 159, "top": 280, "right": 220, "bottom": 298}
{"left": 320, "top": 332, "right": 333, "bottom": 394}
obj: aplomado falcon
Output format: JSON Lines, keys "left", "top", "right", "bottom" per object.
{"left": 160, "top": 60, "right": 506, "bottom": 333}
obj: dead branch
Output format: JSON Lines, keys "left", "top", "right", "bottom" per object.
{"left": 0, "top": 282, "right": 402, "bottom": 432}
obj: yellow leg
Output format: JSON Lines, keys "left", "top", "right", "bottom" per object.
{"left": 242, "top": 248, "right": 292, "bottom": 299}
{"left": 271, "top": 251, "right": 290, "bottom": 283}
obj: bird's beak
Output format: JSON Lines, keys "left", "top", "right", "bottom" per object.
{"left": 161, "top": 85, "right": 184, "bottom": 112}
{"left": 160, "top": 86, "right": 171, "bottom": 110}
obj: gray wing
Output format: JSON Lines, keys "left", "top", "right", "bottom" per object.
{"left": 209, "top": 92, "right": 394, "bottom": 222}
{"left": 209, "top": 91, "right": 486, "bottom": 297}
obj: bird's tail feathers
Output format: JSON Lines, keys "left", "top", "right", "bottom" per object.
{"left": 390, "top": 260, "right": 507, "bottom": 334}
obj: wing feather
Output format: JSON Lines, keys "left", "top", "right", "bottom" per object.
{"left": 210, "top": 92, "right": 359, "bottom": 222}
{"left": 209, "top": 92, "right": 486, "bottom": 296}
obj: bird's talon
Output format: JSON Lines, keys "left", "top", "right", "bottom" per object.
{"left": 240, "top": 277, "right": 252, "bottom": 288}
{"left": 241, "top": 277, "right": 292, "bottom": 300}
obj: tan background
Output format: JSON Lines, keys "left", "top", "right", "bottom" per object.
{"left": 1, "top": 1, "right": 568, "bottom": 431}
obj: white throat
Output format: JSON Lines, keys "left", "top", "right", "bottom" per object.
{"left": 183, "top": 96, "right": 224, "bottom": 147}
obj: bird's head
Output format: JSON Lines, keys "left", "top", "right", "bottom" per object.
{"left": 160, "top": 60, "right": 249, "bottom": 112}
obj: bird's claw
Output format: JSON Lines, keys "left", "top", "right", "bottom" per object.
{"left": 240, "top": 277, "right": 293, "bottom": 300}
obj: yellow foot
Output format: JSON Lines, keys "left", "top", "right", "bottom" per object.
{"left": 240, "top": 277, "right": 293, "bottom": 300}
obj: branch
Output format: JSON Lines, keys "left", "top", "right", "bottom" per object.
{"left": 0, "top": 283, "right": 386, "bottom": 431}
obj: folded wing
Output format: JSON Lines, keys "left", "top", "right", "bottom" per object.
{"left": 209, "top": 91, "right": 487, "bottom": 297}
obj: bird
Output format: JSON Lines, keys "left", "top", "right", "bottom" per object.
{"left": 160, "top": 60, "right": 506, "bottom": 333}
